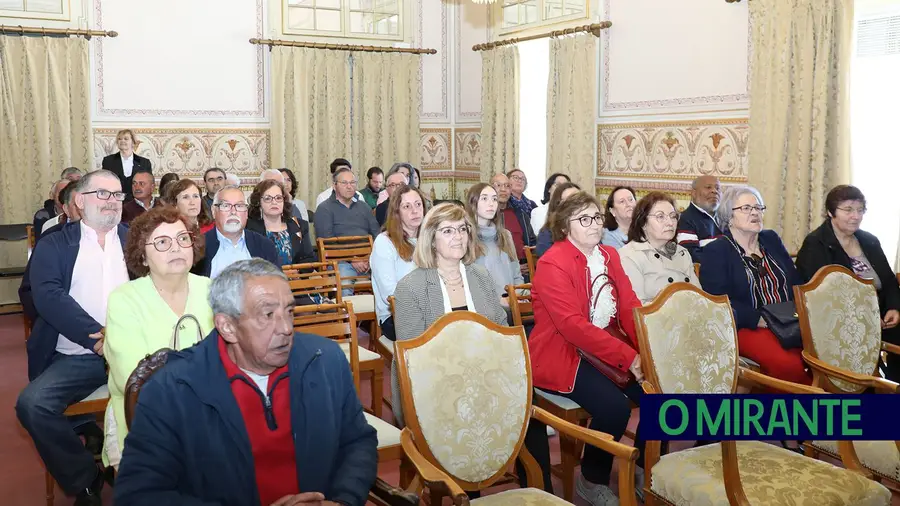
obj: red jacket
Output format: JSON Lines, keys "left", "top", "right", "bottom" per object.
{"left": 529, "top": 239, "right": 641, "bottom": 393}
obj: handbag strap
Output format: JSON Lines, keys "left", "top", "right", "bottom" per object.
{"left": 171, "top": 314, "right": 203, "bottom": 350}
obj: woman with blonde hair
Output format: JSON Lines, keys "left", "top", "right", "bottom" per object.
{"left": 101, "top": 129, "right": 152, "bottom": 201}
{"left": 465, "top": 183, "right": 523, "bottom": 311}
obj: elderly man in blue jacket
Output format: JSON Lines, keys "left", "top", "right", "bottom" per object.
{"left": 114, "top": 259, "right": 377, "bottom": 506}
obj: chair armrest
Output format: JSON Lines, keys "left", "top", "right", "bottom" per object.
{"left": 738, "top": 367, "right": 825, "bottom": 394}
{"left": 641, "top": 381, "right": 658, "bottom": 394}
{"left": 368, "top": 478, "right": 419, "bottom": 506}
{"left": 802, "top": 351, "right": 899, "bottom": 393}
{"left": 399, "top": 428, "right": 469, "bottom": 506}
{"left": 882, "top": 342, "right": 900, "bottom": 356}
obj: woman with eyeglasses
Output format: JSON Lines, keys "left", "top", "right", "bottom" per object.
{"left": 796, "top": 185, "right": 900, "bottom": 380}
{"left": 699, "top": 185, "right": 809, "bottom": 385}
{"left": 103, "top": 206, "right": 214, "bottom": 469}
{"left": 619, "top": 192, "right": 698, "bottom": 304}
{"left": 246, "top": 180, "right": 317, "bottom": 267}
{"left": 529, "top": 191, "right": 645, "bottom": 504}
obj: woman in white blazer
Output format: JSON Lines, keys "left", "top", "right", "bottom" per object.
{"left": 619, "top": 191, "right": 699, "bottom": 304}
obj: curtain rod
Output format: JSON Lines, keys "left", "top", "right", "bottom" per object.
{"left": 249, "top": 38, "right": 436, "bottom": 54}
{"left": 0, "top": 25, "right": 117, "bottom": 38}
{"left": 472, "top": 21, "right": 611, "bottom": 51}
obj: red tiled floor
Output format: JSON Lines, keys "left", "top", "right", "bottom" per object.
{"left": 1, "top": 315, "right": 897, "bottom": 505}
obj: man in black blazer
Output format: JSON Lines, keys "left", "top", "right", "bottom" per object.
{"left": 101, "top": 129, "right": 152, "bottom": 200}
{"left": 192, "top": 186, "right": 279, "bottom": 277}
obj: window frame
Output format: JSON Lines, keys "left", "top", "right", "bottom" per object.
{"left": 497, "top": 0, "right": 589, "bottom": 35}
{"left": 282, "top": 0, "right": 404, "bottom": 41}
{"left": 0, "top": 0, "right": 70, "bottom": 22}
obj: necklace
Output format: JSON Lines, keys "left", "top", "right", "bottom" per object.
{"left": 438, "top": 270, "right": 463, "bottom": 291}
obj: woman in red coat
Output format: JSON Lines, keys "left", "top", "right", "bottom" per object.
{"left": 530, "top": 191, "right": 644, "bottom": 505}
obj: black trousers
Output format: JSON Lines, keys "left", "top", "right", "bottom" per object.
{"left": 381, "top": 316, "right": 396, "bottom": 341}
{"left": 556, "top": 363, "right": 644, "bottom": 485}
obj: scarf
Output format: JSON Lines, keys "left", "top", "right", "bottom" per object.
{"left": 586, "top": 247, "right": 617, "bottom": 329}
{"left": 509, "top": 194, "right": 537, "bottom": 216}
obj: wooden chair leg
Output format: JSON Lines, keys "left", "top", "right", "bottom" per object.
{"left": 400, "top": 456, "right": 415, "bottom": 489}
{"left": 371, "top": 366, "right": 384, "bottom": 419}
{"left": 559, "top": 433, "right": 578, "bottom": 502}
{"left": 45, "top": 470, "right": 54, "bottom": 506}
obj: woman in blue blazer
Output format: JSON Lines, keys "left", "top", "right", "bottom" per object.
{"left": 699, "top": 185, "right": 810, "bottom": 385}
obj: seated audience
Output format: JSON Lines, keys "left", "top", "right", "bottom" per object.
{"left": 699, "top": 185, "right": 809, "bottom": 385}
{"left": 620, "top": 191, "right": 699, "bottom": 304}
{"left": 194, "top": 185, "right": 279, "bottom": 278}
{"left": 796, "top": 185, "right": 900, "bottom": 380}
{"left": 677, "top": 175, "right": 723, "bottom": 262}
{"left": 166, "top": 179, "right": 215, "bottom": 235}
{"left": 102, "top": 129, "right": 152, "bottom": 201}
{"left": 114, "top": 259, "right": 377, "bottom": 506}
{"left": 600, "top": 186, "right": 636, "bottom": 249}
{"left": 376, "top": 168, "right": 410, "bottom": 226}
{"left": 17, "top": 169, "right": 130, "bottom": 505}
{"left": 535, "top": 182, "right": 581, "bottom": 257}
{"left": 315, "top": 158, "right": 363, "bottom": 208}
{"left": 360, "top": 167, "right": 383, "bottom": 208}
{"left": 60, "top": 166, "right": 84, "bottom": 182}
{"left": 531, "top": 172, "right": 571, "bottom": 232}
{"left": 202, "top": 168, "right": 227, "bottom": 215}
{"left": 491, "top": 172, "right": 536, "bottom": 275}
{"left": 314, "top": 167, "right": 380, "bottom": 295}
{"left": 246, "top": 180, "right": 317, "bottom": 267}
{"left": 371, "top": 185, "right": 424, "bottom": 341}
{"left": 278, "top": 167, "right": 310, "bottom": 222}
{"left": 122, "top": 170, "right": 158, "bottom": 224}
{"left": 157, "top": 173, "right": 179, "bottom": 204}
{"left": 465, "top": 183, "right": 524, "bottom": 316}
{"left": 103, "top": 206, "right": 214, "bottom": 469}
{"left": 40, "top": 180, "right": 80, "bottom": 236}
{"left": 529, "top": 191, "right": 645, "bottom": 504}
{"left": 33, "top": 179, "right": 69, "bottom": 234}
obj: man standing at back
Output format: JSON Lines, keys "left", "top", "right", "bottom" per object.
{"left": 17, "top": 169, "right": 130, "bottom": 506}
{"left": 676, "top": 175, "right": 722, "bottom": 263}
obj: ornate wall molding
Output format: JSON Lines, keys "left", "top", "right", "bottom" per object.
{"left": 455, "top": 7, "right": 487, "bottom": 121}
{"left": 420, "top": 128, "right": 452, "bottom": 170}
{"left": 93, "top": 0, "right": 265, "bottom": 118}
{"left": 454, "top": 128, "right": 481, "bottom": 170}
{"left": 417, "top": 0, "right": 448, "bottom": 120}
{"left": 93, "top": 128, "right": 270, "bottom": 177}
{"left": 597, "top": 118, "right": 749, "bottom": 182}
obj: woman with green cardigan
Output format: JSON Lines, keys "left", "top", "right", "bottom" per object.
{"left": 102, "top": 206, "right": 215, "bottom": 469}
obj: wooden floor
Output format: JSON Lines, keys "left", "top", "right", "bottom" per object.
{"left": 0, "top": 313, "right": 896, "bottom": 505}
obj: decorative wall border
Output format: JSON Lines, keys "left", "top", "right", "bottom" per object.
{"left": 454, "top": 127, "right": 481, "bottom": 170}
{"left": 597, "top": 118, "right": 749, "bottom": 182}
{"left": 601, "top": 0, "right": 750, "bottom": 111}
{"left": 418, "top": 0, "right": 448, "bottom": 120}
{"left": 419, "top": 128, "right": 452, "bottom": 170}
{"left": 93, "top": 0, "right": 266, "bottom": 117}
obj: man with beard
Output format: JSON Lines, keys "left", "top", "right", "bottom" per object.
{"left": 195, "top": 185, "right": 278, "bottom": 278}
{"left": 676, "top": 175, "right": 723, "bottom": 263}
{"left": 17, "top": 169, "right": 130, "bottom": 506}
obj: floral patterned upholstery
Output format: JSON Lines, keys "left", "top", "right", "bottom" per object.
{"left": 470, "top": 487, "right": 568, "bottom": 506}
{"left": 812, "top": 440, "right": 900, "bottom": 481}
{"left": 401, "top": 320, "right": 529, "bottom": 483}
{"left": 641, "top": 290, "right": 737, "bottom": 393}
{"left": 801, "top": 270, "right": 882, "bottom": 392}
{"left": 650, "top": 441, "right": 891, "bottom": 506}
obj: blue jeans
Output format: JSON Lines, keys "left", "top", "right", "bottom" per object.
{"left": 16, "top": 353, "right": 107, "bottom": 494}
{"left": 338, "top": 261, "right": 358, "bottom": 297}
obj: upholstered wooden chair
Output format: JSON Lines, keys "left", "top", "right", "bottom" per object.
{"left": 795, "top": 265, "right": 900, "bottom": 484}
{"left": 634, "top": 282, "right": 892, "bottom": 506}
{"left": 123, "top": 347, "right": 417, "bottom": 506}
{"left": 395, "top": 311, "right": 640, "bottom": 506}
{"left": 316, "top": 235, "right": 378, "bottom": 340}
{"left": 524, "top": 246, "right": 536, "bottom": 280}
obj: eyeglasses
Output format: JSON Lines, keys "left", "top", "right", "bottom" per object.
{"left": 387, "top": 182, "right": 405, "bottom": 190}
{"left": 146, "top": 232, "right": 193, "bottom": 252}
{"left": 510, "top": 175, "right": 527, "bottom": 183}
{"left": 438, "top": 225, "right": 469, "bottom": 238}
{"left": 261, "top": 195, "right": 284, "bottom": 204}
{"left": 836, "top": 206, "right": 866, "bottom": 215}
{"left": 649, "top": 212, "right": 679, "bottom": 223}
{"left": 493, "top": 183, "right": 511, "bottom": 190}
{"left": 336, "top": 180, "right": 358, "bottom": 187}
{"left": 82, "top": 189, "right": 126, "bottom": 201}
{"left": 216, "top": 202, "right": 249, "bottom": 213}
{"left": 732, "top": 205, "right": 766, "bottom": 214}
{"left": 571, "top": 214, "right": 604, "bottom": 228}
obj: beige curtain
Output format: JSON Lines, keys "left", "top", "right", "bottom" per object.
{"left": 547, "top": 34, "right": 597, "bottom": 191}
{"left": 351, "top": 52, "right": 419, "bottom": 171}
{"left": 480, "top": 46, "right": 519, "bottom": 181}
{"left": 0, "top": 35, "right": 92, "bottom": 301}
{"left": 748, "top": 0, "right": 853, "bottom": 253}
{"left": 271, "top": 47, "right": 352, "bottom": 209}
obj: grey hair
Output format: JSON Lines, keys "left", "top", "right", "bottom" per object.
{"left": 213, "top": 185, "right": 246, "bottom": 207}
{"left": 716, "top": 185, "right": 764, "bottom": 232}
{"left": 258, "top": 169, "right": 284, "bottom": 183}
{"left": 208, "top": 259, "right": 288, "bottom": 318}
{"left": 226, "top": 173, "right": 241, "bottom": 186}
{"left": 332, "top": 166, "right": 354, "bottom": 183}
{"left": 59, "top": 166, "right": 82, "bottom": 179}
{"left": 74, "top": 169, "right": 120, "bottom": 193}
{"left": 385, "top": 170, "right": 408, "bottom": 185}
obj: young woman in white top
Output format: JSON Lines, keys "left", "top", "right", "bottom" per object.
{"left": 370, "top": 185, "right": 426, "bottom": 340}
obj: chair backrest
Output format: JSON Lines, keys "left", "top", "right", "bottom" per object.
{"left": 293, "top": 301, "right": 361, "bottom": 394}
{"left": 506, "top": 283, "right": 533, "bottom": 328}
{"left": 26, "top": 224, "right": 35, "bottom": 258}
{"left": 524, "top": 246, "right": 536, "bottom": 280}
{"left": 395, "top": 311, "right": 532, "bottom": 490}
{"left": 124, "top": 349, "right": 173, "bottom": 429}
{"left": 317, "top": 235, "right": 374, "bottom": 292}
{"left": 794, "top": 265, "right": 882, "bottom": 393}
{"left": 282, "top": 261, "right": 341, "bottom": 303}
{"left": 388, "top": 295, "right": 395, "bottom": 321}
{"left": 693, "top": 262, "right": 700, "bottom": 278}
{"left": 634, "top": 282, "right": 739, "bottom": 394}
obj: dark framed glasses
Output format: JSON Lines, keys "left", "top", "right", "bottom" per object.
{"left": 570, "top": 214, "right": 603, "bottom": 228}
{"left": 82, "top": 189, "right": 126, "bottom": 201}
{"left": 146, "top": 232, "right": 193, "bottom": 252}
